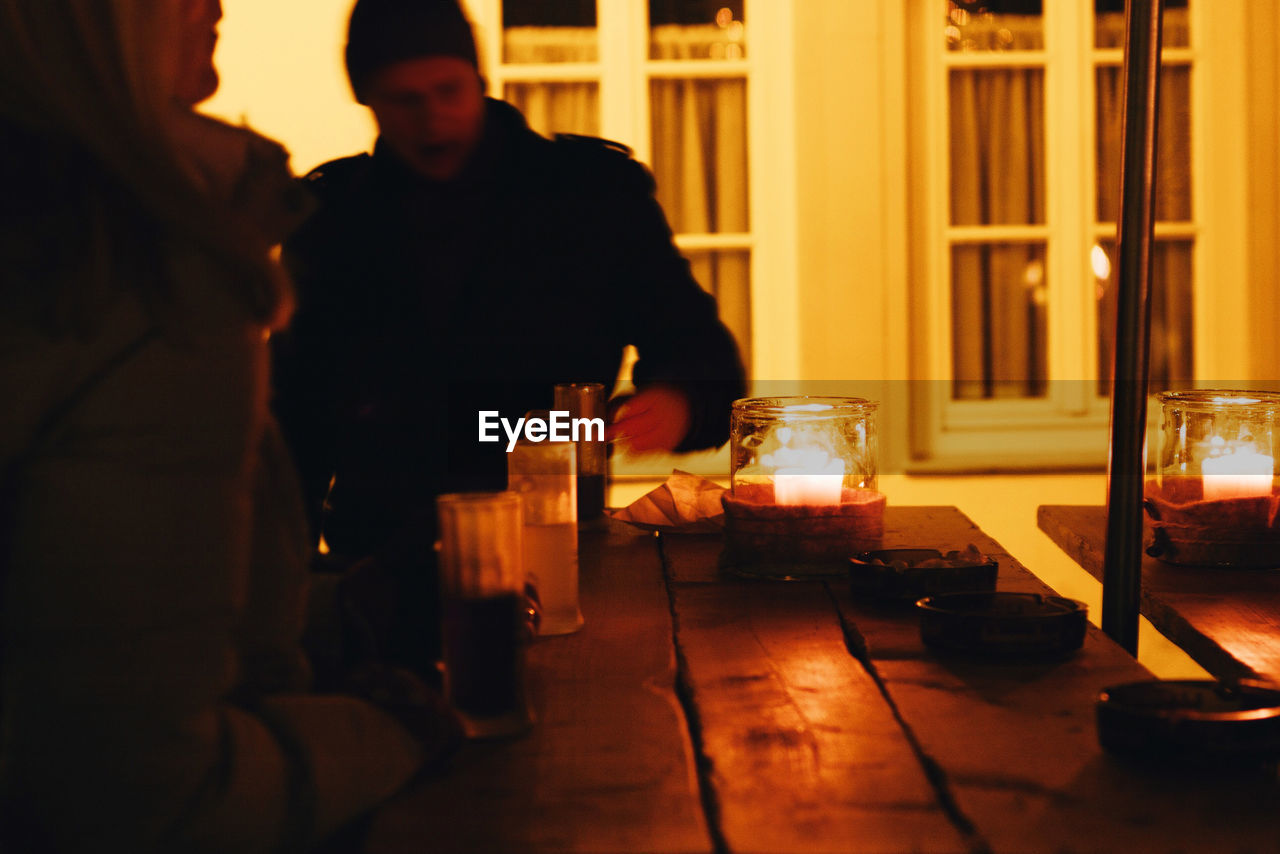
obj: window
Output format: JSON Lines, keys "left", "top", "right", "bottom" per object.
{"left": 462, "top": 0, "right": 799, "bottom": 376}
{"left": 908, "top": 0, "right": 1244, "bottom": 469}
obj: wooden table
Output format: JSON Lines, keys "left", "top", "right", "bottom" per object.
{"left": 1038, "top": 504, "right": 1280, "bottom": 682}
{"left": 367, "top": 507, "right": 1280, "bottom": 854}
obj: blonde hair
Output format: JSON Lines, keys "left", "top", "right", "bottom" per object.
{"left": 0, "top": 0, "right": 292, "bottom": 332}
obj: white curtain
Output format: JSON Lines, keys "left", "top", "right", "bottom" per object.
{"left": 1094, "top": 8, "right": 1193, "bottom": 393}
{"left": 649, "top": 23, "right": 751, "bottom": 368}
{"left": 948, "top": 15, "right": 1046, "bottom": 399}
{"left": 501, "top": 27, "right": 599, "bottom": 137}
{"left": 947, "top": 8, "right": 1192, "bottom": 399}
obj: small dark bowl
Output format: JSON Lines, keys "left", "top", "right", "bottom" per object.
{"left": 1097, "top": 679, "right": 1280, "bottom": 768}
{"left": 849, "top": 548, "right": 998, "bottom": 602}
{"left": 916, "top": 591, "right": 1087, "bottom": 659}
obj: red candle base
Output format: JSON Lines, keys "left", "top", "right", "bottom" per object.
{"left": 721, "top": 484, "right": 886, "bottom": 571}
{"left": 1144, "top": 479, "right": 1280, "bottom": 567}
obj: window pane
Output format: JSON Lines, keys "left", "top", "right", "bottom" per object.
{"left": 1094, "top": 0, "right": 1189, "bottom": 49}
{"left": 945, "top": 1, "right": 1043, "bottom": 52}
{"left": 1095, "top": 64, "right": 1192, "bottom": 223}
{"left": 503, "top": 83, "right": 599, "bottom": 136}
{"left": 650, "top": 78, "right": 748, "bottom": 234}
{"left": 502, "top": 0, "right": 596, "bottom": 64}
{"left": 503, "top": 0, "right": 595, "bottom": 26}
{"left": 650, "top": 1, "right": 745, "bottom": 60}
{"left": 1095, "top": 240, "right": 1194, "bottom": 395}
{"left": 685, "top": 249, "right": 751, "bottom": 369}
{"left": 951, "top": 243, "right": 1048, "bottom": 400}
{"left": 949, "top": 69, "right": 1046, "bottom": 226}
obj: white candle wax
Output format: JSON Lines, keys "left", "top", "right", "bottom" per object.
{"left": 1201, "top": 449, "right": 1274, "bottom": 501}
{"left": 772, "top": 448, "right": 845, "bottom": 506}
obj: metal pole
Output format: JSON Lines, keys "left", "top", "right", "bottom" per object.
{"left": 1102, "top": 0, "right": 1165, "bottom": 654}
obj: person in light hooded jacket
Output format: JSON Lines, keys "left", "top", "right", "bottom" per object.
{"left": 0, "top": 2, "right": 457, "bottom": 851}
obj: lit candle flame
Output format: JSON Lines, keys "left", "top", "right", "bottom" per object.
{"left": 1201, "top": 439, "right": 1274, "bottom": 501}
{"left": 763, "top": 440, "right": 845, "bottom": 506}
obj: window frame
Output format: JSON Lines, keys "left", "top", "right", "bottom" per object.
{"left": 906, "top": 0, "right": 1247, "bottom": 471}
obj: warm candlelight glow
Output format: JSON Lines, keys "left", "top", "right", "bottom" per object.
{"left": 1201, "top": 439, "right": 1274, "bottom": 501}
{"left": 763, "top": 427, "right": 845, "bottom": 506}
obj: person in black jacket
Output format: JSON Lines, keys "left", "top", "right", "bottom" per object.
{"left": 273, "top": 0, "right": 746, "bottom": 567}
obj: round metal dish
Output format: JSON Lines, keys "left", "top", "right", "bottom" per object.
{"left": 916, "top": 592, "right": 1087, "bottom": 659}
{"left": 850, "top": 548, "right": 998, "bottom": 601}
{"left": 1097, "top": 679, "right": 1280, "bottom": 767}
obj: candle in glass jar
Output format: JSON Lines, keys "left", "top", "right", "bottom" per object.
{"left": 1201, "top": 444, "right": 1274, "bottom": 501}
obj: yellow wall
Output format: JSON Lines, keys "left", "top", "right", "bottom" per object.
{"left": 792, "top": 0, "right": 903, "bottom": 386}
{"left": 790, "top": 1, "right": 908, "bottom": 467}
{"left": 1246, "top": 3, "right": 1280, "bottom": 380}
{"left": 203, "top": 0, "right": 374, "bottom": 174}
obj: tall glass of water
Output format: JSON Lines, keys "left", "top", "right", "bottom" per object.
{"left": 508, "top": 438, "right": 583, "bottom": 636}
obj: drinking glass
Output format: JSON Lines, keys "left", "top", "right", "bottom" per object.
{"left": 508, "top": 438, "right": 583, "bottom": 635}
{"left": 436, "top": 491, "right": 533, "bottom": 738}
{"left": 554, "top": 382, "right": 607, "bottom": 519}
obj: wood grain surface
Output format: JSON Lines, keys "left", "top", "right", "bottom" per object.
{"left": 665, "top": 534, "right": 970, "bottom": 853}
{"left": 366, "top": 521, "right": 711, "bottom": 854}
{"left": 1039, "top": 504, "right": 1280, "bottom": 681}
{"left": 830, "top": 506, "right": 1280, "bottom": 853}
{"left": 365, "top": 508, "right": 1280, "bottom": 853}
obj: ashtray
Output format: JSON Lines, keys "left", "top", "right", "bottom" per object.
{"left": 850, "top": 547, "right": 997, "bottom": 601}
{"left": 916, "top": 592, "right": 1088, "bottom": 659}
{"left": 1097, "top": 679, "right": 1280, "bottom": 767}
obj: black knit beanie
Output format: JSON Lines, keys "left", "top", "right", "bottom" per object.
{"left": 345, "top": 0, "right": 480, "bottom": 102}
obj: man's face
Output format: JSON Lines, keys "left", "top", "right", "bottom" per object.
{"left": 364, "top": 56, "right": 486, "bottom": 181}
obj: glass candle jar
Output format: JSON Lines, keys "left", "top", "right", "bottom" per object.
{"left": 1156, "top": 390, "right": 1280, "bottom": 502}
{"left": 723, "top": 396, "right": 884, "bottom": 578}
{"left": 729, "top": 396, "right": 879, "bottom": 505}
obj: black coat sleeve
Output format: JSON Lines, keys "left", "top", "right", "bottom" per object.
{"left": 578, "top": 146, "right": 747, "bottom": 451}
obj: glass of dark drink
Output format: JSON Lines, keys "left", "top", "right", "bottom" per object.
{"left": 436, "top": 491, "right": 533, "bottom": 738}
{"left": 553, "top": 382, "right": 607, "bottom": 520}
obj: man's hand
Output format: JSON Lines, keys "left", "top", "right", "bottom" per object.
{"left": 606, "top": 385, "right": 692, "bottom": 453}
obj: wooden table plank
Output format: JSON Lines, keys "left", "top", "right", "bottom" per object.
{"left": 664, "top": 534, "right": 972, "bottom": 854}
{"left": 669, "top": 507, "right": 1280, "bottom": 853}
{"left": 1038, "top": 504, "right": 1280, "bottom": 681}
{"left": 839, "top": 506, "right": 1280, "bottom": 853}
{"left": 366, "top": 521, "right": 711, "bottom": 854}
